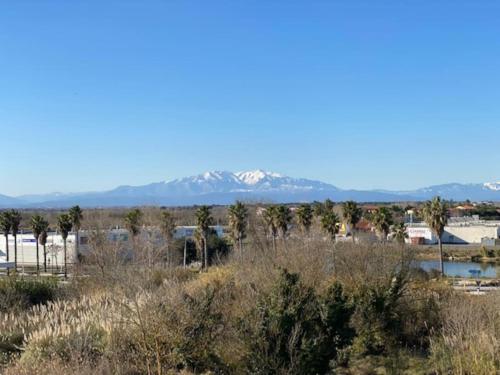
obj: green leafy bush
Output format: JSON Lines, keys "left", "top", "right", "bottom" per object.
{"left": 243, "top": 269, "right": 354, "bottom": 374}
{"left": 0, "top": 278, "right": 59, "bottom": 312}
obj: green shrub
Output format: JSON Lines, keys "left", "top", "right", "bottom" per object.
{"left": 0, "top": 278, "right": 59, "bottom": 312}
{"left": 350, "top": 272, "right": 407, "bottom": 356}
{"left": 243, "top": 269, "right": 354, "bottom": 374}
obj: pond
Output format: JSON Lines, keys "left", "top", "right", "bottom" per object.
{"left": 418, "top": 260, "right": 499, "bottom": 278}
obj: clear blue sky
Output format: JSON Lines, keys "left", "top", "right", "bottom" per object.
{"left": 1, "top": 0, "right": 500, "bottom": 196}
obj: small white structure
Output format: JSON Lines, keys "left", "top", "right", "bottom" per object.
{"left": 173, "top": 225, "right": 225, "bottom": 239}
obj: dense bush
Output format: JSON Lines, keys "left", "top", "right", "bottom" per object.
{"left": 243, "top": 269, "right": 354, "bottom": 374}
{"left": 0, "top": 277, "right": 59, "bottom": 312}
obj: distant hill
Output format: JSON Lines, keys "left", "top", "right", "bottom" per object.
{"left": 1, "top": 170, "right": 500, "bottom": 208}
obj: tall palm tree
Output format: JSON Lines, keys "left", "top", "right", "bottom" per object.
{"left": 8, "top": 210, "right": 22, "bottom": 271}
{"left": 39, "top": 218, "right": 50, "bottom": 272}
{"left": 69, "top": 206, "right": 83, "bottom": 260}
{"left": 160, "top": 211, "right": 176, "bottom": 265}
{"left": 313, "top": 199, "right": 334, "bottom": 218}
{"left": 0, "top": 211, "right": 12, "bottom": 274}
{"left": 263, "top": 205, "right": 278, "bottom": 252}
{"left": 391, "top": 222, "right": 408, "bottom": 247}
{"left": 276, "top": 205, "right": 293, "bottom": 249}
{"left": 321, "top": 211, "right": 340, "bottom": 241}
{"left": 296, "top": 203, "right": 313, "bottom": 235}
{"left": 30, "top": 214, "right": 45, "bottom": 274}
{"left": 320, "top": 211, "right": 340, "bottom": 274}
{"left": 125, "top": 209, "right": 143, "bottom": 262}
{"left": 195, "top": 206, "right": 213, "bottom": 270}
{"left": 371, "top": 207, "right": 394, "bottom": 242}
{"left": 342, "top": 201, "right": 362, "bottom": 243}
{"left": 124, "top": 209, "right": 143, "bottom": 237}
{"left": 227, "top": 201, "right": 249, "bottom": 259}
{"left": 422, "top": 196, "right": 448, "bottom": 276}
{"left": 57, "top": 213, "right": 73, "bottom": 279}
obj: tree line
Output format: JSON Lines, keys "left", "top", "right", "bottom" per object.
{"left": 0, "top": 196, "right": 449, "bottom": 276}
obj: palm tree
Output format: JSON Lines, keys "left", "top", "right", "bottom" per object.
{"left": 422, "top": 196, "right": 448, "bottom": 276}
{"left": 125, "top": 209, "right": 143, "bottom": 262}
{"left": 30, "top": 214, "right": 45, "bottom": 274}
{"left": 296, "top": 203, "right": 313, "bottom": 235}
{"left": 39, "top": 219, "right": 50, "bottom": 272}
{"left": 8, "top": 210, "right": 21, "bottom": 272}
{"left": 391, "top": 222, "right": 408, "bottom": 247}
{"left": 57, "top": 213, "right": 73, "bottom": 279}
{"left": 263, "top": 205, "right": 278, "bottom": 252}
{"left": 160, "top": 211, "right": 176, "bottom": 265}
{"left": 195, "top": 206, "right": 213, "bottom": 270}
{"left": 227, "top": 201, "right": 249, "bottom": 259}
{"left": 320, "top": 211, "right": 340, "bottom": 274}
{"left": 69, "top": 206, "right": 83, "bottom": 260}
{"left": 276, "top": 205, "right": 293, "bottom": 249}
{"left": 342, "top": 201, "right": 362, "bottom": 243}
{"left": 124, "top": 209, "right": 143, "bottom": 237}
{"left": 0, "top": 212, "right": 11, "bottom": 275}
{"left": 313, "top": 199, "right": 334, "bottom": 218}
{"left": 371, "top": 207, "right": 394, "bottom": 242}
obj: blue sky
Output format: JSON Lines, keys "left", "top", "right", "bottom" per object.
{"left": 1, "top": 0, "right": 500, "bottom": 196}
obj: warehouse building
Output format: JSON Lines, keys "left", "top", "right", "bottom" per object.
{"left": 406, "top": 216, "right": 500, "bottom": 245}
{"left": 0, "top": 225, "right": 225, "bottom": 268}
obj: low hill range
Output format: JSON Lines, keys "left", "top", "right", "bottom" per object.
{"left": 2, "top": 170, "right": 500, "bottom": 208}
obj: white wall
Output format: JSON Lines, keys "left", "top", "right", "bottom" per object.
{"left": 0, "top": 233, "right": 77, "bottom": 267}
{"left": 407, "top": 223, "right": 500, "bottom": 244}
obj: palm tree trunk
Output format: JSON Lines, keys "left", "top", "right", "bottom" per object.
{"left": 43, "top": 244, "right": 47, "bottom": 272}
{"left": 183, "top": 238, "right": 187, "bottom": 268}
{"left": 5, "top": 235, "right": 9, "bottom": 276}
{"left": 203, "top": 235, "right": 208, "bottom": 270}
{"left": 13, "top": 235, "right": 17, "bottom": 272}
{"left": 36, "top": 241, "right": 40, "bottom": 275}
{"left": 64, "top": 239, "right": 67, "bottom": 279}
{"left": 332, "top": 237, "right": 337, "bottom": 276}
{"left": 75, "top": 230, "right": 79, "bottom": 262}
{"left": 438, "top": 237, "right": 444, "bottom": 277}
{"left": 352, "top": 228, "right": 356, "bottom": 244}
{"left": 239, "top": 237, "right": 243, "bottom": 260}
{"left": 272, "top": 235, "right": 276, "bottom": 253}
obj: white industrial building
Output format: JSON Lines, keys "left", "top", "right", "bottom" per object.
{"left": 0, "top": 232, "right": 78, "bottom": 270}
{"left": 406, "top": 217, "right": 500, "bottom": 245}
{"left": 0, "top": 225, "right": 226, "bottom": 269}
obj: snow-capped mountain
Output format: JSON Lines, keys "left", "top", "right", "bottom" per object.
{"left": 2, "top": 171, "right": 500, "bottom": 208}
{"left": 485, "top": 182, "right": 500, "bottom": 191}
{"left": 109, "top": 170, "right": 339, "bottom": 197}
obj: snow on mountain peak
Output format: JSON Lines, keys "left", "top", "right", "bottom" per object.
{"left": 235, "top": 170, "right": 284, "bottom": 185}
{"left": 484, "top": 182, "right": 500, "bottom": 191}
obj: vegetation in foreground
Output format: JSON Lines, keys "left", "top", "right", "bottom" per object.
{"left": 0, "top": 244, "right": 499, "bottom": 373}
{"left": 1, "top": 199, "right": 499, "bottom": 374}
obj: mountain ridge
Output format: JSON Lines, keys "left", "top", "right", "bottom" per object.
{"left": 2, "top": 170, "right": 500, "bottom": 208}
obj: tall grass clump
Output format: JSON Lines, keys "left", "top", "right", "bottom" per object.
{"left": 430, "top": 293, "right": 500, "bottom": 374}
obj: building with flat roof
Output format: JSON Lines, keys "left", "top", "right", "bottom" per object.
{"left": 406, "top": 217, "right": 500, "bottom": 245}
{"left": 0, "top": 225, "right": 226, "bottom": 268}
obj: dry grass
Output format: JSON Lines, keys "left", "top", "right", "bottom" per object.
{"left": 0, "top": 226, "right": 499, "bottom": 374}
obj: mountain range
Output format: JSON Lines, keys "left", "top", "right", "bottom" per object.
{"left": 2, "top": 170, "right": 500, "bottom": 208}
